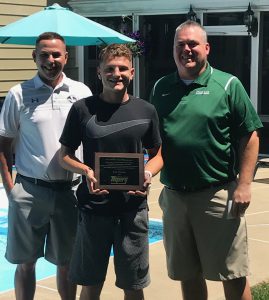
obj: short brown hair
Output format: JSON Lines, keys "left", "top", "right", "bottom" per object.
{"left": 35, "top": 32, "right": 66, "bottom": 46}
{"left": 99, "top": 44, "right": 132, "bottom": 64}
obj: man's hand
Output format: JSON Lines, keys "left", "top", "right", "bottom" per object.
{"left": 231, "top": 182, "right": 251, "bottom": 217}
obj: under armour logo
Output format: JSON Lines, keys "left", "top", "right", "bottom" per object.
{"left": 67, "top": 95, "right": 78, "bottom": 103}
{"left": 31, "top": 98, "right": 39, "bottom": 103}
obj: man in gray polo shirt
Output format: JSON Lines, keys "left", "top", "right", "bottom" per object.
{"left": 0, "top": 32, "right": 92, "bottom": 300}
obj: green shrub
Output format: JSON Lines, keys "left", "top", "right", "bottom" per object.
{"left": 251, "top": 282, "right": 269, "bottom": 300}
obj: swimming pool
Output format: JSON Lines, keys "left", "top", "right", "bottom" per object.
{"left": 0, "top": 185, "right": 163, "bottom": 293}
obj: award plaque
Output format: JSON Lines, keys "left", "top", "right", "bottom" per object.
{"left": 94, "top": 152, "right": 144, "bottom": 191}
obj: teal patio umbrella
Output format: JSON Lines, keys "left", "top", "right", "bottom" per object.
{"left": 0, "top": 3, "right": 135, "bottom": 46}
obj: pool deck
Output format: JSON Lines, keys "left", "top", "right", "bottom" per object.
{"left": 1, "top": 166, "right": 269, "bottom": 300}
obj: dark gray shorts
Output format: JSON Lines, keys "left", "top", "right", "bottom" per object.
{"left": 69, "top": 208, "right": 150, "bottom": 290}
{"left": 6, "top": 176, "right": 78, "bottom": 265}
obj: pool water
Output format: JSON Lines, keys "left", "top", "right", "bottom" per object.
{"left": 0, "top": 186, "right": 163, "bottom": 293}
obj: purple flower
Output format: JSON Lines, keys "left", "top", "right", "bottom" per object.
{"left": 126, "top": 30, "right": 145, "bottom": 57}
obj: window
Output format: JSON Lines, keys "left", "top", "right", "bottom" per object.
{"left": 204, "top": 13, "right": 245, "bottom": 26}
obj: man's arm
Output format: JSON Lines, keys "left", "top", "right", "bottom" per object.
{"left": 0, "top": 136, "right": 14, "bottom": 193}
{"left": 232, "top": 131, "right": 259, "bottom": 217}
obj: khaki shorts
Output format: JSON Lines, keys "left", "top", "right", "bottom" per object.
{"left": 5, "top": 175, "right": 78, "bottom": 265}
{"left": 159, "top": 181, "right": 249, "bottom": 281}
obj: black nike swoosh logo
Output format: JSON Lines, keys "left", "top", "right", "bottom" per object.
{"left": 86, "top": 115, "right": 150, "bottom": 138}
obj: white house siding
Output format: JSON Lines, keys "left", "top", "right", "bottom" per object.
{"left": 68, "top": 0, "right": 269, "bottom": 17}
